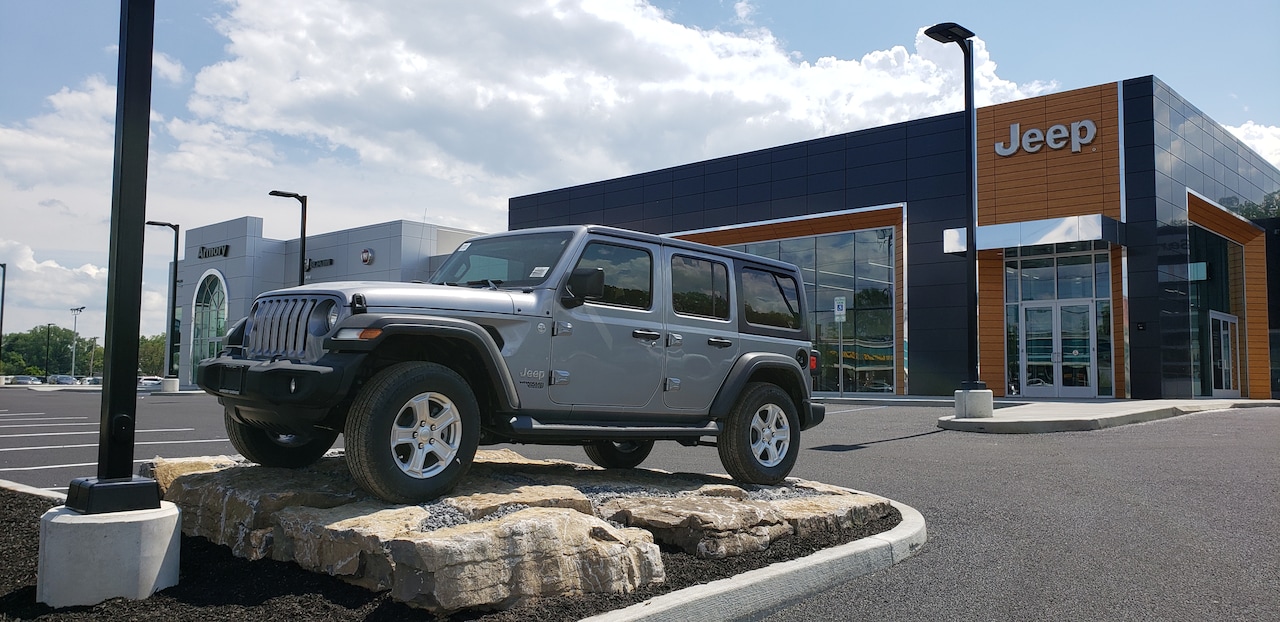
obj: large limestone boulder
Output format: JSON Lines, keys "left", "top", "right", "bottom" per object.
{"left": 599, "top": 495, "right": 792, "bottom": 559}
{"left": 151, "top": 449, "right": 894, "bottom": 614}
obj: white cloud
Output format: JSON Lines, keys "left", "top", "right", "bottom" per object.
{"left": 153, "top": 52, "right": 187, "bottom": 85}
{"left": 1226, "top": 121, "right": 1280, "bottom": 170}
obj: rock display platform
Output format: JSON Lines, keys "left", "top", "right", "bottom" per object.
{"left": 145, "top": 450, "right": 893, "bottom": 615}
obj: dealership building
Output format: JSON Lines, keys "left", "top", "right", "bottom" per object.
{"left": 169, "top": 76, "right": 1279, "bottom": 400}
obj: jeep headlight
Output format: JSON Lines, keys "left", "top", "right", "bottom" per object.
{"left": 311, "top": 300, "right": 339, "bottom": 335}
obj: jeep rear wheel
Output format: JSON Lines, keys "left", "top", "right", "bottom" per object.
{"left": 344, "top": 362, "right": 479, "bottom": 503}
{"left": 224, "top": 407, "right": 337, "bottom": 468}
{"left": 583, "top": 440, "right": 654, "bottom": 469}
{"left": 718, "top": 382, "right": 799, "bottom": 485}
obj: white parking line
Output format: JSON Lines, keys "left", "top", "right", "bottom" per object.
{"left": 0, "top": 460, "right": 150, "bottom": 472}
{"left": 0, "top": 423, "right": 98, "bottom": 429}
{"left": 0, "top": 412, "right": 49, "bottom": 417}
{"left": 0, "top": 418, "right": 92, "bottom": 426}
{"left": 0, "top": 428, "right": 194, "bottom": 439}
{"left": 0, "top": 438, "right": 230, "bottom": 452}
{"left": 824, "top": 406, "right": 888, "bottom": 414}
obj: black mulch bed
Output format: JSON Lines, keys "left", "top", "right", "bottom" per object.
{"left": 0, "top": 487, "right": 900, "bottom": 621}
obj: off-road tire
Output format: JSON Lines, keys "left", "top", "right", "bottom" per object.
{"left": 224, "top": 407, "right": 338, "bottom": 468}
{"left": 583, "top": 440, "right": 655, "bottom": 469}
{"left": 344, "top": 361, "right": 480, "bottom": 503}
{"left": 717, "top": 382, "right": 799, "bottom": 485}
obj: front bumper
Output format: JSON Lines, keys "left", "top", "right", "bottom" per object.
{"left": 196, "top": 352, "right": 367, "bottom": 429}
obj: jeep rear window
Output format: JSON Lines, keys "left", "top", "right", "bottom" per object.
{"left": 430, "top": 231, "right": 573, "bottom": 288}
{"left": 741, "top": 267, "right": 801, "bottom": 330}
{"left": 671, "top": 255, "right": 730, "bottom": 320}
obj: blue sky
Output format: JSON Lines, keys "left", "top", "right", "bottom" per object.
{"left": 1, "top": 0, "right": 1278, "bottom": 342}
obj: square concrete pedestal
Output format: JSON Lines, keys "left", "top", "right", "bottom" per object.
{"left": 954, "top": 388, "right": 994, "bottom": 419}
{"left": 37, "top": 502, "right": 181, "bottom": 608}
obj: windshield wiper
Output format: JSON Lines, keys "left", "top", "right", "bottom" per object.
{"left": 465, "top": 279, "right": 504, "bottom": 290}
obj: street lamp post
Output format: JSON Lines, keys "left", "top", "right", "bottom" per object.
{"left": 269, "top": 190, "right": 308, "bottom": 286}
{"left": 70, "top": 306, "right": 85, "bottom": 376}
{"left": 44, "top": 322, "right": 55, "bottom": 378}
{"left": 146, "top": 221, "right": 180, "bottom": 380}
{"left": 925, "top": 21, "right": 991, "bottom": 417}
{"left": 0, "top": 263, "right": 7, "bottom": 359}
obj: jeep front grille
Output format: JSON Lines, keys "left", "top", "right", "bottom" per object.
{"left": 244, "top": 296, "right": 330, "bottom": 360}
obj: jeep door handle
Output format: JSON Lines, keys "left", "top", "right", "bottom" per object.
{"left": 707, "top": 338, "right": 733, "bottom": 348}
{"left": 632, "top": 329, "right": 662, "bottom": 341}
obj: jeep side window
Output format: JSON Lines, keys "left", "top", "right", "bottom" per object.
{"left": 671, "top": 254, "right": 730, "bottom": 320}
{"left": 741, "top": 267, "right": 801, "bottom": 329}
{"left": 573, "top": 242, "right": 652, "bottom": 309}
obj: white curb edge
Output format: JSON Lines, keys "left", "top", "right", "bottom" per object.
{"left": 583, "top": 500, "right": 927, "bottom": 622}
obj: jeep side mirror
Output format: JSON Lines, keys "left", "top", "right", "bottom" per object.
{"left": 562, "top": 267, "right": 605, "bottom": 308}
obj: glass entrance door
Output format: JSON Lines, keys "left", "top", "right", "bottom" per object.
{"left": 1209, "top": 311, "right": 1241, "bottom": 398}
{"left": 1021, "top": 301, "right": 1096, "bottom": 398}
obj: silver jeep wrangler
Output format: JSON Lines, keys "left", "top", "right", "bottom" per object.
{"left": 197, "top": 225, "right": 825, "bottom": 503}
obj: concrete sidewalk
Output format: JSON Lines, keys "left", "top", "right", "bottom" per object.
{"left": 937, "top": 398, "right": 1280, "bottom": 433}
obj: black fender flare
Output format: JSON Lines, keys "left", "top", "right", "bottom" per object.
{"left": 323, "top": 313, "right": 521, "bottom": 411}
{"left": 709, "top": 352, "right": 821, "bottom": 430}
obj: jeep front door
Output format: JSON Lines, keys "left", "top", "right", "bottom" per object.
{"left": 549, "top": 239, "right": 664, "bottom": 408}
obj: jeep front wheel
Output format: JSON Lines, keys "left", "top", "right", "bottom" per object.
{"left": 717, "top": 382, "right": 799, "bottom": 485}
{"left": 583, "top": 440, "right": 654, "bottom": 469}
{"left": 344, "top": 362, "right": 480, "bottom": 503}
{"left": 224, "top": 407, "right": 338, "bottom": 468}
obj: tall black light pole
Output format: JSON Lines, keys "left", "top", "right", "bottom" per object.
{"left": 0, "top": 263, "right": 7, "bottom": 358}
{"left": 269, "top": 190, "right": 308, "bottom": 286}
{"left": 146, "top": 221, "right": 180, "bottom": 378}
{"left": 44, "top": 323, "right": 55, "bottom": 377}
{"left": 70, "top": 307, "right": 85, "bottom": 376}
{"left": 925, "top": 22, "right": 986, "bottom": 392}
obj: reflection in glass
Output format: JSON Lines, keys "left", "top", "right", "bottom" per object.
{"left": 1060, "top": 304, "right": 1091, "bottom": 388}
{"left": 1024, "top": 307, "right": 1054, "bottom": 388}
{"left": 1021, "top": 258, "right": 1055, "bottom": 301}
{"left": 1057, "top": 255, "right": 1093, "bottom": 300}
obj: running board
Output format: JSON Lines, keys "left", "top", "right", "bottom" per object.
{"left": 508, "top": 416, "right": 720, "bottom": 440}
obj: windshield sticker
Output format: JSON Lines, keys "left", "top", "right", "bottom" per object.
{"left": 530, "top": 267, "right": 549, "bottom": 278}
{"left": 458, "top": 242, "right": 471, "bottom": 251}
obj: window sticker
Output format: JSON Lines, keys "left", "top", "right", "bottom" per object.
{"left": 459, "top": 242, "right": 471, "bottom": 251}
{"left": 530, "top": 266, "right": 549, "bottom": 278}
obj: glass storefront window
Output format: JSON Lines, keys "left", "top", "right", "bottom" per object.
{"left": 734, "top": 226, "right": 895, "bottom": 394}
{"left": 1006, "top": 304, "right": 1020, "bottom": 395}
{"left": 1094, "top": 252, "right": 1110, "bottom": 298}
{"left": 1097, "top": 301, "right": 1112, "bottom": 396}
{"left": 1056, "top": 255, "right": 1093, "bottom": 299}
{"left": 1005, "top": 261, "right": 1019, "bottom": 303}
{"left": 190, "top": 273, "right": 227, "bottom": 383}
{"left": 1020, "top": 258, "right": 1055, "bottom": 301}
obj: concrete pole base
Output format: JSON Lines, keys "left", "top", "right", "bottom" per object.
{"left": 37, "top": 502, "right": 181, "bottom": 608}
{"left": 161, "top": 377, "right": 180, "bottom": 392}
{"left": 954, "top": 389, "right": 994, "bottom": 419}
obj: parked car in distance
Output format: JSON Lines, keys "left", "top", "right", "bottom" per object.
{"left": 84, "top": 376, "right": 103, "bottom": 385}
{"left": 47, "top": 375, "right": 77, "bottom": 385}
{"left": 9, "top": 375, "right": 43, "bottom": 385}
{"left": 136, "top": 376, "right": 163, "bottom": 389}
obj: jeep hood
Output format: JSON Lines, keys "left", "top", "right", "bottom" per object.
{"left": 266, "top": 281, "right": 542, "bottom": 315}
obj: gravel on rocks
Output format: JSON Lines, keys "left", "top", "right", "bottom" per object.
{"left": 0, "top": 487, "right": 899, "bottom": 622}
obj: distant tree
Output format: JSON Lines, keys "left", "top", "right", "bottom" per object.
{"left": 137, "top": 334, "right": 167, "bottom": 376}
{"left": 1232, "top": 190, "right": 1280, "bottom": 220}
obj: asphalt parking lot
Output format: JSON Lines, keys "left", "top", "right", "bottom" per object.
{"left": 2, "top": 388, "right": 1277, "bottom": 620}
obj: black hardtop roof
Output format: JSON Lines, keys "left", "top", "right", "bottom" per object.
{"left": 469, "top": 225, "right": 802, "bottom": 275}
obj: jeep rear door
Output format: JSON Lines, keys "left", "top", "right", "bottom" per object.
{"left": 548, "top": 237, "right": 664, "bottom": 408}
{"left": 662, "top": 249, "right": 739, "bottom": 411}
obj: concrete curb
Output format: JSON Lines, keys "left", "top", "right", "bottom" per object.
{"left": 582, "top": 500, "right": 927, "bottom": 622}
{"left": 0, "top": 478, "right": 68, "bottom": 501}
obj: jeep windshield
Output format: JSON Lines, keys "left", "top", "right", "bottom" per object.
{"left": 430, "top": 230, "right": 574, "bottom": 289}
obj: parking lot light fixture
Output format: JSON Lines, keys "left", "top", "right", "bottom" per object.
{"left": 926, "top": 21, "right": 991, "bottom": 417}
{"left": 269, "top": 190, "right": 308, "bottom": 286}
{"left": 70, "top": 306, "right": 85, "bottom": 376}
